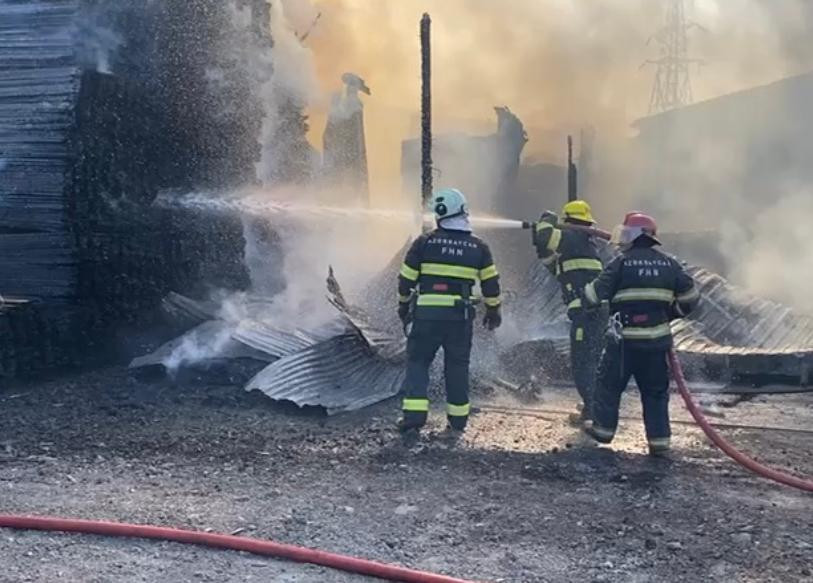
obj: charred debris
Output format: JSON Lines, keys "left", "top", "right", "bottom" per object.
{"left": 3, "top": 3, "right": 813, "bottom": 413}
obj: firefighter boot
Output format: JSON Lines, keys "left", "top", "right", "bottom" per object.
{"left": 582, "top": 422, "right": 614, "bottom": 444}
{"left": 647, "top": 437, "right": 671, "bottom": 457}
{"left": 436, "top": 423, "right": 464, "bottom": 448}
{"left": 397, "top": 417, "right": 422, "bottom": 447}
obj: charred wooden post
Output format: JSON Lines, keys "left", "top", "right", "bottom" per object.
{"left": 567, "top": 135, "right": 578, "bottom": 202}
{"left": 420, "top": 13, "right": 433, "bottom": 210}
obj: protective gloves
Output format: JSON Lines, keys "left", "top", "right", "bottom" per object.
{"left": 483, "top": 306, "right": 502, "bottom": 331}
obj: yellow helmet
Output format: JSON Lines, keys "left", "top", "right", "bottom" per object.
{"left": 562, "top": 200, "right": 595, "bottom": 224}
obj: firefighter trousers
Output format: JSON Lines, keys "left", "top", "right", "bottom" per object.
{"left": 401, "top": 319, "right": 473, "bottom": 431}
{"left": 569, "top": 309, "right": 607, "bottom": 418}
{"left": 591, "top": 344, "right": 671, "bottom": 448}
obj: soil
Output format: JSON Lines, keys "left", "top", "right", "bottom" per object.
{"left": 1, "top": 367, "right": 811, "bottom": 583}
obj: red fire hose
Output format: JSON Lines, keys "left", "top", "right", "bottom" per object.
{"left": 0, "top": 515, "right": 478, "bottom": 583}
{"left": 668, "top": 349, "right": 813, "bottom": 493}
{"left": 1, "top": 354, "right": 808, "bottom": 583}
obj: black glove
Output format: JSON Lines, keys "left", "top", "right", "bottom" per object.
{"left": 539, "top": 210, "right": 559, "bottom": 226}
{"left": 483, "top": 307, "right": 502, "bottom": 331}
{"left": 397, "top": 302, "right": 411, "bottom": 325}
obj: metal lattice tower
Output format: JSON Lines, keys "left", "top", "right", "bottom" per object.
{"left": 645, "top": 0, "right": 701, "bottom": 114}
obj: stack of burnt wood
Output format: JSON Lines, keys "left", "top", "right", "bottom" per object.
{"left": 0, "top": 0, "right": 308, "bottom": 378}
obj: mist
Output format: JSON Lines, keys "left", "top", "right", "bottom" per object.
{"left": 282, "top": 0, "right": 813, "bottom": 314}
{"left": 158, "top": 0, "right": 813, "bottom": 370}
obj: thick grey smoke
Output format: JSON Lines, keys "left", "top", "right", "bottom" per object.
{"left": 720, "top": 191, "right": 813, "bottom": 314}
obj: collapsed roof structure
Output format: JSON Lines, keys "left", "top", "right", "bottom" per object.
{"left": 132, "top": 222, "right": 813, "bottom": 413}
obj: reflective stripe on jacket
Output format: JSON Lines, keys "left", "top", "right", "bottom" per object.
{"left": 584, "top": 244, "right": 700, "bottom": 350}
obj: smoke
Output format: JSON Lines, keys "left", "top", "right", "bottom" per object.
{"left": 163, "top": 322, "right": 235, "bottom": 372}
{"left": 222, "top": 1, "right": 320, "bottom": 185}
{"left": 303, "top": 0, "right": 813, "bottom": 190}
{"left": 292, "top": 0, "right": 813, "bottom": 312}
{"left": 74, "top": 4, "right": 123, "bottom": 74}
{"left": 162, "top": 0, "right": 813, "bottom": 370}
{"left": 721, "top": 191, "right": 813, "bottom": 314}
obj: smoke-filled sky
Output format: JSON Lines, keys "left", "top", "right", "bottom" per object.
{"left": 280, "top": 0, "right": 813, "bottom": 198}
{"left": 271, "top": 0, "right": 813, "bottom": 313}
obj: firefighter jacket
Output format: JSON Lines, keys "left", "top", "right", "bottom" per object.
{"left": 535, "top": 221, "right": 604, "bottom": 317}
{"left": 398, "top": 228, "right": 501, "bottom": 321}
{"left": 583, "top": 244, "right": 700, "bottom": 350}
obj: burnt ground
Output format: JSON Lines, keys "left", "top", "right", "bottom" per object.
{"left": 0, "top": 367, "right": 811, "bottom": 583}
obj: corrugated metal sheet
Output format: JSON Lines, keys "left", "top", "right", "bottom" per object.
{"left": 231, "top": 318, "right": 345, "bottom": 360}
{"left": 245, "top": 333, "right": 404, "bottom": 415}
{"left": 680, "top": 266, "right": 813, "bottom": 354}
{"left": 161, "top": 292, "right": 220, "bottom": 325}
{"left": 136, "top": 234, "right": 813, "bottom": 408}
{"left": 328, "top": 267, "right": 406, "bottom": 362}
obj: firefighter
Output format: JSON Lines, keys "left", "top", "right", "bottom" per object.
{"left": 582, "top": 212, "right": 700, "bottom": 456}
{"left": 397, "top": 188, "right": 502, "bottom": 437}
{"left": 533, "top": 200, "right": 607, "bottom": 424}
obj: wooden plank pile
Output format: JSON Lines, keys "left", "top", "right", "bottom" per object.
{"left": 0, "top": 0, "right": 288, "bottom": 379}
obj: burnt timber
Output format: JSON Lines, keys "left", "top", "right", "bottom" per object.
{"left": 0, "top": 0, "right": 294, "bottom": 378}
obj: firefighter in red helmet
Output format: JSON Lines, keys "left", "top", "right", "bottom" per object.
{"left": 581, "top": 212, "right": 700, "bottom": 455}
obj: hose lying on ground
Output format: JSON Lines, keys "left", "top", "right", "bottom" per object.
{"left": 0, "top": 515, "right": 478, "bottom": 583}
{"left": 668, "top": 349, "right": 813, "bottom": 493}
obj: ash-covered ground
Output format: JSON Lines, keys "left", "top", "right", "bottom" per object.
{"left": 0, "top": 368, "right": 811, "bottom": 583}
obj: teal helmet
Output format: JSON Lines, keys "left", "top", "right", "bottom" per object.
{"left": 432, "top": 188, "right": 468, "bottom": 220}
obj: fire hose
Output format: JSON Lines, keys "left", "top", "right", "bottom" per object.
{"left": 668, "top": 349, "right": 813, "bottom": 493}
{"left": 0, "top": 337, "right": 808, "bottom": 583}
{"left": 522, "top": 218, "right": 812, "bottom": 491}
{"left": 0, "top": 362, "right": 809, "bottom": 583}
{"left": 0, "top": 515, "right": 478, "bottom": 583}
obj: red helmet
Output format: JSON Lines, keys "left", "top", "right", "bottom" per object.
{"left": 612, "top": 211, "right": 660, "bottom": 248}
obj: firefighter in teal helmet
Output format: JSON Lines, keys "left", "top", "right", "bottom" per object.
{"left": 397, "top": 188, "right": 502, "bottom": 438}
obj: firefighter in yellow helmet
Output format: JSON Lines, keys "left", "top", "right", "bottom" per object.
{"left": 533, "top": 199, "right": 608, "bottom": 424}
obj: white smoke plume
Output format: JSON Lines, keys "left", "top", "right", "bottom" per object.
{"left": 720, "top": 191, "right": 813, "bottom": 314}
{"left": 74, "top": 4, "right": 123, "bottom": 74}
{"left": 163, "top": 323, "right": 235, "bottom": 372}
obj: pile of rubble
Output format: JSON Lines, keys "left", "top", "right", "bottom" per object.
{"left": 131, "top": 229, "right": 813, "bottom": 413}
